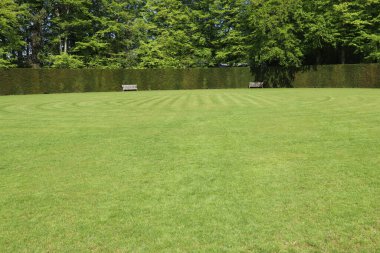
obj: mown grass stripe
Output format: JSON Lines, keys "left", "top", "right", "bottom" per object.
{"left": 166, "top": 93, "right": 185, "bottom": 109}
{"left": 144, "top": 95, "right": 172, "bottom": 109}
{"left": 129, "top": 94, "right": 165, "bottom": 108}
{"left": 215, "top": 92, "right": 232, "bottom": 106}
{"left": 237, "top": 93, "right": 265, "bottom": 107}
{"left": 0, "top": 89, "right": 379, "bottom": 252}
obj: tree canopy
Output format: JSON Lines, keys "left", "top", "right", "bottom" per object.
{"left": 0, "top": 0, "right": 379, "bottom": 69}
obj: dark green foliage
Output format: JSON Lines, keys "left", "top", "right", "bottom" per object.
{"left": 0, "top": 0, "right": 25, "bottom": 67}
{"left": 1, "top": 0, "right": 378, "bottom": 69}
{"left": 242, "top": 0, "right": 380, "bottom": 86}
{"left": 46, "top": 53, "right": 84, "bottom": 68}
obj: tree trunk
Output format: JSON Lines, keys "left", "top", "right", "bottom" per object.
{"left": 316, "top": 50, "right": 321, "bottom": 65}
{"left": 340, "top": 47, "right": 345, "bottom": 64}
{"left": 59, "top": 37, "right": 63, "bottom": 54}
{"left": 26, "top": 43, "right": 30, "bottom": 62}
{"left": 30, "top": 19, "right": 43, "bottom": 68}
{"left": 31, "top": 30, "right": 41, "bottom": 68}
{"left": 17, "top": 50, "right": 23, "bottom": 66}
{"left": 63, "top": 7, "right": 69, "bottom": 54}
{"left": 64, "top": 37, "right": 68, "bottom": 53}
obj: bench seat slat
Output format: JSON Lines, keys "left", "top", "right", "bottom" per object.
{"left": 249, "top": 82, "right": 264, "bottom": 88}
{"left": 122, "top": 84, "right": 138, "bottom": 91}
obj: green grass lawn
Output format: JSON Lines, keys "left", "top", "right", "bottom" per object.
{"left": 0, "top": 89, "right": 379, "bottom": 252}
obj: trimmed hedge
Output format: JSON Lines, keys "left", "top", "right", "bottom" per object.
{"left": 0, "top": 64, "right": 379, "bottom": 95}
{"left": 294, "top": 64, "right": 380, "bottom": 88}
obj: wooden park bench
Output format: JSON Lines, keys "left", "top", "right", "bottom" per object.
{"left": 121, "top": 84, "right": 138, "bottom": 91}
{"left": 249, "top": 82, "right": 264, "bottom": 88}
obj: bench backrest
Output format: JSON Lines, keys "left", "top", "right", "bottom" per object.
{"left": 249, "top": 82, "right": 264, "bottom": 88}
{"left": 122, "top": 84, "right": 137, "bottom": 90}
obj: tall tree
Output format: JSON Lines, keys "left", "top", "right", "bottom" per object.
{"left": 351, "top": 0, "right": 380, "bottom": 63}
{"left": 205, "top": 0, "right": 248, "bottom": 65}
{"left": 45, "top": 0, "right": 143, "bottom": 68}
{"left": 244, "top": 0, "right": 304, "bottom": 87}
{"left": 0, "top": 0, "right": 25, "bottom": 68}
{"left": 15, "top": 0, "right": 52, "bottom": 68}
{"left": 331, "top": 1, "right": 367, "bottom": 64}
{"left": 2, "top": 0, "right": 380, "bottom": 69}
{"left": 137, "top": 0, "right": 198, "bottom": 68}
{"left": 299, "top": 0, "right": 337, "bottom": 65}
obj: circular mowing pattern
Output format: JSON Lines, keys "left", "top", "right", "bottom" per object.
{"left": 0, "top": 90, "right": 378, "bottom": 117}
